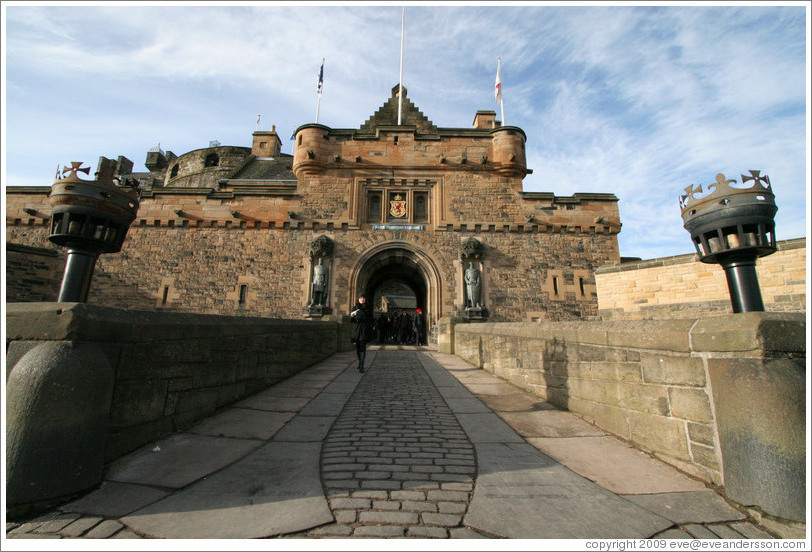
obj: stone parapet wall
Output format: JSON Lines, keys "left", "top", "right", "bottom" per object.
{"left": 595, "top": 237, "right": 806, "bottom": 319}
{"left": 6, "top": 303, "right": 352, "bottom": 462}
{"left": 447, "top": 313, "right": 806, "bottom": 521}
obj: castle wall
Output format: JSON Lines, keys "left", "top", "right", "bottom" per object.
{"left": 5, "top": 243, "right": 63, "bottom": 302}
{"left": 5, "top": 203, "right": 619, "bottom": 322}
{"left": 595, "top": 237, "right": 806, "bottom": 320}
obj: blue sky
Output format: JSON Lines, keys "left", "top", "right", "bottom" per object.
{"left": 2, "top": 2, "right": 809, "bottom": 260}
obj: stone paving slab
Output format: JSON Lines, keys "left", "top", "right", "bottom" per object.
{"left": 297, "top": 392, "right": 353, "bottom": 416}
{"left": 454, "top": 412, "right": 526, "bottom": 444}
{"left": 527, "top": 435, "right": 708, "bottom": 494}
{"left": 189, "top": 407, "right": 294, "bottom": 439}
{"left": 120, "top": 442, "right": 332, "bottom": 539}
{"left": 59, "top": 481, "right": 169, "bottom": 518}
{"left": 465, "top": 442, "right": 673, "bottom": 539}
{"left": 625, "top": 490, "right": 748, "bottom": 525}
{"left": 104, "top": 433, "right": 263, "bottom": 489}
{"left": 259, "top": 386, "right": 323, "bottom": 398}
{"left": 234, "top": 394, "right": 311, "bottom": 412}
{"left": 500, "top": 410, "right": 607, "bottom": 438}
{"left": 272, "top": 415, "right": 337, "bottom": 442}
{"left": 441, "top": 397, "right": 494, "bottom": 413}
{"left": 478, "top": 392, "right": 559, "bottom": 413}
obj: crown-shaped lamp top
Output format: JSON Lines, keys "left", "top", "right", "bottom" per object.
{"left": 679, "top": 170, "right": 775, "bottom": 221}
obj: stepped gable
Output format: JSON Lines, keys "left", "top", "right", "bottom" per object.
{"left": 358, "top": 85, "right": 438, "bottom": 135}
{"left": 230, "top": 153, "right": 296, "bottom": 181}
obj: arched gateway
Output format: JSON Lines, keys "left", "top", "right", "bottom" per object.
{"left": 350, "top": 242, "right": 444, "bottom": 332}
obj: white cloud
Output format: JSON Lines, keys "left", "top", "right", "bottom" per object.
{"left": 3, "top": 4, "right": 807, "bottom": 261}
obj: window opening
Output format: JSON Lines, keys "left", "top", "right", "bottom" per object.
{"left": 239, "top": 284, "right": 248, "bottom": 305}
{"left": 162, "top": 286, "right": 169, "bottom": 305}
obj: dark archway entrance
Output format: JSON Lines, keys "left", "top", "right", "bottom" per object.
{"left": 350, "top": 242, "right": 443, "bottom": 343}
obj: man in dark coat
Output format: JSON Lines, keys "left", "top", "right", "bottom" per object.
{"left": 397, "top": 310, "right": 411, "bottom": 344}
{"left": 350, "top": 291, "right": 374, "bottom": 373}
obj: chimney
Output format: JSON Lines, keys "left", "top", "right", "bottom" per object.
{"left": 473, "top": 110, "right": 497, "bottom": 129}
{"left": 252, "top": 124, "right": 282, "bottom": 157}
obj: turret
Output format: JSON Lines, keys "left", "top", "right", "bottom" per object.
{"left": 292, "top": 123, "right": 332, "bottom": 177}
{"left": 490, "top": 126, "right": 527, "bottom": 176}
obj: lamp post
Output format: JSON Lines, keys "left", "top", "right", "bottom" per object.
{"left": 48, "top": 162, "right": 140, "bottom": 302}
{"left": 679, "top": 170, "right": 777, "bottom": 312}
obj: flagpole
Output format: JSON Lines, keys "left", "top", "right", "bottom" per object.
{"left": 316, "top": 58, "right": 324, "bottom": 124}
{"left": 497, "top": 57, "right": 505, "bottom": 126}
{"left": 398, "top": 7, "right": 405, "bottom": 125}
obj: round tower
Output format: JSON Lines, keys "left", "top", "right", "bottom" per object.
{"left": 292, "top": 123, "right": 332, "bottom": 177}
{"left": 490, "top": 126, "right": 527, "bottom": 176}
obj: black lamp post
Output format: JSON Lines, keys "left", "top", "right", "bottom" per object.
{"left": 679, "top": 170, "right": 777, "bottom": 312}
{"left": 48, "top": 162, "right": 140, "bottom": 302}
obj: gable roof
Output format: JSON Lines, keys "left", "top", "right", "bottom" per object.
{"left": 358, "top": 85, "right": 437, "bottom": 135}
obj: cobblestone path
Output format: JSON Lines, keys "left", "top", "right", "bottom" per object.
{"left": 303, "top": 350, "right": 484, "bottom": 538}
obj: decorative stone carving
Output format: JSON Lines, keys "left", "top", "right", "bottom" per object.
{"left": 460, "top": 237, "right": 484, "bottom": 260}
{"left": 309, "top": 235, "right": 334, "bottom": 259}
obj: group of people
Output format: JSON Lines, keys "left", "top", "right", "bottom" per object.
{"left": 349, "top": 292, "right": 427, "bottom": 373}
{"left": 375, "top": 309, "right": 426, "bottom": 346}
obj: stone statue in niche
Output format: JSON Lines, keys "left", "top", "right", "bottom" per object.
{"left": 465, "top": 262, "right": 482, "bottom": 310}
{"left": 307, "top": 235, "right": 334, "bottom": 316}
{"left": 311, "top": 257, "right": 328, "bottom": 306}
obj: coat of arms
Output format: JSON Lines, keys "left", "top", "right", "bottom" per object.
{"left": 389, "top": 194, "right": 407, "bottom": 218}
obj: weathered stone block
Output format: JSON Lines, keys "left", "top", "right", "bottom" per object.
{"left": 615, "top": 383, "right": 669, "bottom": 415}
{"left": 668, "top": 387, "right": 713, "bottom": 423}
{"left": 641, "top": 353, "right": 705, "bottom": 387}
{"left": 691, "top": 312, "right": 805, "bottom": 353}
{"left": 687, "top": 422, "right": 716, "bottom": 447}
{"left": 109, "top": 379, "right": 169, "bottom": 428}
{"left": 627, "top": 411, "right": 690, "bottom": 461}
{"left": 589, "top": 402, "right": 630, "bottom": 440}
{"left": 706, "top": 355, "right": 806, "bottom": 521}
{"left": 605, "top": 319, "right": 695, "bottom": 352}
{"left": 6, "top": 342, "right": 114, "bottom": 513}
{"left": 689, "top": 441, "right": 720, "bottom": 472}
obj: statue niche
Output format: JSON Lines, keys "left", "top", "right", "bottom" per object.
{"left": 460, "top": 238, "right": 488, "bottom": 320}
{"left": 307, "top": 235, "right": 334, "bottom": 316}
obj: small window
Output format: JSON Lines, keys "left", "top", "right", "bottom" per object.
{"left": 162, "top": 286, "right": 169, "bottom": 305}
{"left": 579, "top": 277, "right": 585, "bottom": 297}
{"left": 552, "top": 276, "right": 559, "bottom": 296}
{"left": 170, "top": 164, "right": 179, "bottom": 178}
{"left": 239, "top": 284, "right": 248, "bottom": 305}
{"left": 414, "top": 192, "right": 428, "bottom": 223}
{"left": 367, "top": 192, "right": 382, "bottom": 223}
{"left": 205, "top": 153, "right": 219, "bottom": 167}
{"left": 259, "top": 141, "right": 267, "bottom": 149}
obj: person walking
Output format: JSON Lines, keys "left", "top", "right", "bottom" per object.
{"left": 413, "top": 308, "right": 426, "bottom": 346}
{"left": 350, "top": 291, "right": 374, "bottom": 373}
{"left": 397, "top": 310, "right": 412, "bottom": 344}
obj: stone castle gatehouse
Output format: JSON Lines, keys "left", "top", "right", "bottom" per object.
{"left": 5, "top": 85, "right": 622, "bottom": 337}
